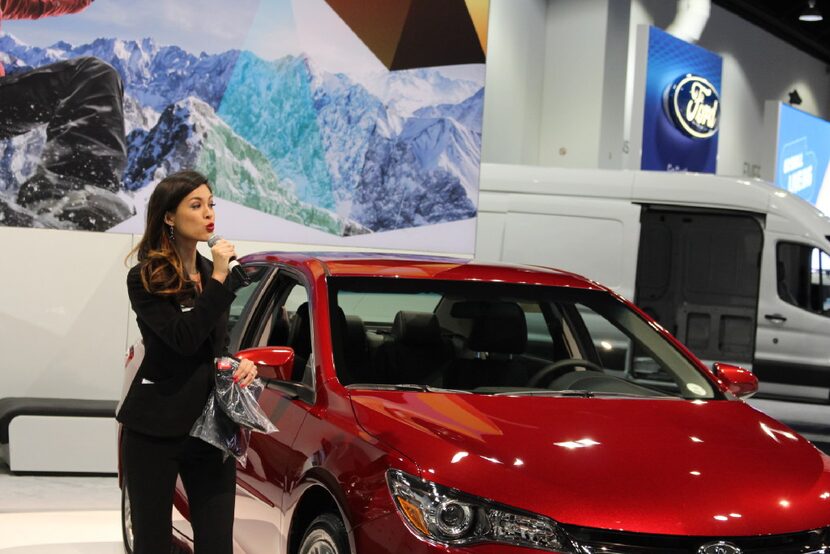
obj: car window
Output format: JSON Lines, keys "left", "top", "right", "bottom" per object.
{"left": 777, "top": 242, "right": 830, "bottom": 316}
{"left": 328, "top": 277, "right": 718, "bottom": 400}
{"left": 577, "top": 305, "right": 630, "bottom": 372}
{"left": 336, "top": 291, "right": 440, "bottom": 325}
{"left": 226, "top": 265, "right": 272, "bottom": 350}
{"left": 572, "top": 304, "right": 678, "bottom": 386}
{"left": 282, "top": 284, "right": 307, "bottom": 314}
{"left": 522, "top": 302, "right": 555, "bottom": 359}
{"left": 249, "top": 275, "right": 313, "bottom": 385}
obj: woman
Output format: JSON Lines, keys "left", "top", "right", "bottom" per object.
{"left": 117, "top": 170, "right": 257, "bottom": 553}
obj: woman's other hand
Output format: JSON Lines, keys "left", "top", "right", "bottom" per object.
{"left": 233, "top": 358, "right": 258, "bottom": 387}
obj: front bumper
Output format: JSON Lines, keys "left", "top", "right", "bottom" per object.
{"left": 351, "top": 512, "right": 830, "bottom": 554}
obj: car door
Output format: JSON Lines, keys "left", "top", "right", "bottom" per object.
{"left": 754, "top": 235, "right": 830, "bottom": 400}
{"left": 230, "top": 266, "right": 317, "bottom": 554}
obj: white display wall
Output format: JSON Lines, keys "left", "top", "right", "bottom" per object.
{"left": 0, "top": 225, "right": 415, "bottom": 402}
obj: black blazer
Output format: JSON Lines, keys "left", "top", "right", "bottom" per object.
{"left": 117, "top": 253, "right": 236, "bottom": 437}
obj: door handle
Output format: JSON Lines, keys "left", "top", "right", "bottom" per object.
{"left": 764, "top": 313, "right": 787, "bottom": 323}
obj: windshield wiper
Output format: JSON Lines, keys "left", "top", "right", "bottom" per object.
{"left": 491, "top": 390, "right": 665, "bottom": 398}
{"left": 346, "top": 383, "right": 472, "bottom": 394}
{"left": 492, "top": 389, "right": 594, "bottom": 397}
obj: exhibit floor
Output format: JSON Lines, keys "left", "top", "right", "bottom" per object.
{"left": 0, "top": 397, "right": 828, "bottom": 552}
{"left": 0, "top": 469, "right": 121, "bottom": 552}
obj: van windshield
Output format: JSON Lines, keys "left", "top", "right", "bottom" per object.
{"left": 328, "top": 277, "right": 719, "bottom": 400}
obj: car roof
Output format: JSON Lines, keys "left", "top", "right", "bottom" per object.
{"left": 240, "top": 251, "right": 606, "bottom": 290}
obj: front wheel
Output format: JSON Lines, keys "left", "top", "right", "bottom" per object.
{"left": 121, "top": 481, "right": 134, "bottom": 554}
{"left": 121, "top": 475, "right": 191, "bottom": 553}
{"left": 299, "top": 513, "right": 349, "bottom": 554}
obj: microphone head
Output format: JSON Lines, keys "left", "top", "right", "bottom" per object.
{"left": 207, "top": 234, "right": 222, "bottom": 247}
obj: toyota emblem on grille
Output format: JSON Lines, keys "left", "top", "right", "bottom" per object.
{"left": 698, "top": 542, "right": 742, "bottom": 554}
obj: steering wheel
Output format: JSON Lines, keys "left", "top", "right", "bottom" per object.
{"left": 526, "top": 358, "right": 604, "bottom": 388}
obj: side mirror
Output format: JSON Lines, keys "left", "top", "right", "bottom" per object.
{"left": 236, "top": 347, "right": 295, "bottom": 381}
{"left": 712, "top": 362, "right": 758, "bottom": 398}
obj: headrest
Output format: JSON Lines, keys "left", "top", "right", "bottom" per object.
{"left": 287, "top": 302, "right": 311, "bottom": 355}
{"left": 267, "top": 306, "right": 290, "bottom": 346}
{"left": 453, "top": 301, "right": 527, "bottom": 354}
{"left": 343, "top": 314, "right": 367, "bottom": 359}
{"left": 392, "top": 311, "right": 442, "bottom": 346}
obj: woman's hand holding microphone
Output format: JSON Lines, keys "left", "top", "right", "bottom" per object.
{"left": 209, "top": 237, "right": 236, "bottom": 283}
{"left": 209, "top": 235, "right": 251, "bottom": 287}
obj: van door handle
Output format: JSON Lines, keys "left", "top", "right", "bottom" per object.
{"left": 764, "top": 313, "right": 787, "bottom": 323}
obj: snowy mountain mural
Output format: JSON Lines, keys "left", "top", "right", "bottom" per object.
{"left": 125, "top": 96, "right": 367, "bottom": 235}
{"left": 0, "top": 33, "right": 483, "bottom": 235}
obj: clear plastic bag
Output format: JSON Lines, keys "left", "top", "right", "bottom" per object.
{"left": 190, "top": 356, "right": 278, "bottom": 464}
{"left": 190, "top": 392, "right": 251, "bottom": 463}
{"left": 212, "top": 357, "right": 277, "bottom": 433}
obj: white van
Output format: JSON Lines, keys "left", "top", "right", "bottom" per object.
{"left": 475, "top": 163, "right": 830, "bottom": 401}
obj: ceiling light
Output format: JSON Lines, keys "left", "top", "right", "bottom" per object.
{"left": 800, "top": 0, "right": 823, "bottom": 22}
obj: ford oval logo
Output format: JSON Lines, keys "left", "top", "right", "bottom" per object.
{"left": 698, "top": 541, "right": 742, "bottom": 554}
{"left": 664, "top": 74, "right": 720, "bottom": 139}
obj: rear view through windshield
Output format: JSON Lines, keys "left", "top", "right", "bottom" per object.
{"left": 329, "top": 277, "right": 718, "bottom": 400}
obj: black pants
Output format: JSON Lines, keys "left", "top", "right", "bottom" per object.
{"left": 0, "top": 56, "right": 127, "bottom": 204}
{"left": 121, "top": 428, "right": 236, "bottom": 554}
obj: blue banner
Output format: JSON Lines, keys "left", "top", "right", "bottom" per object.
{"left": 774, "top": 103, "right": 830, "bottom": 211}
{"left": 640, "top": 27, "right": 722, "bottom": 173}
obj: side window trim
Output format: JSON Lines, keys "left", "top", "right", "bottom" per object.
{"left": 227, "top": 264, "right": 277, "bottom": 354}
{"left": 255, "top": 264, "right": 317, "bottom": 405}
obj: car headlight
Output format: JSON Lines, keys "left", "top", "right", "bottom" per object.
{"left": 387, "top": 469, "right": 575, "bottom": 552}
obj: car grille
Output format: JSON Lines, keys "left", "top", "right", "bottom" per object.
{"left": 561, "top": 524, "right": 829, "bottom": 553}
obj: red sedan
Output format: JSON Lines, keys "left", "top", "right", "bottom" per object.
{"left": 121, "top": 253, "right": 830, "bottom": 553}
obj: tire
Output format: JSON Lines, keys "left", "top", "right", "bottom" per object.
{"left": 298, "top": 513, "right": 349, "bottom": 554}
{"left": 121, "top": 481, "right": 134, "bottom": 554}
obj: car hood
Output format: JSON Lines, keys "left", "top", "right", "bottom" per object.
{"left": 349, "top": 391, "right": 830, "bottom": 536}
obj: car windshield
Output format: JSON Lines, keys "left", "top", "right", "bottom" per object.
{"left": 328, "top": 277, "right": 719, "bottom": 400}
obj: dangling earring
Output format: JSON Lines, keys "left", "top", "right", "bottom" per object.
{"left": 168, "top": 224, "right": 175, "bottom": 241}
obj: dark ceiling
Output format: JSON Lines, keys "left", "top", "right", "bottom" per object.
{"left": 712, "top": 0, "right": 830, "bottom": 64}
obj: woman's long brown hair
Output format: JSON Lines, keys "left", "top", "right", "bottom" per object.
{"left": 126, "top": 170, "right": 211, "bottom": 297}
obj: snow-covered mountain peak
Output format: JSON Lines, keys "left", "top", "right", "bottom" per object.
{"left": 2, "top": 34, "right": 483, "bottom": 234}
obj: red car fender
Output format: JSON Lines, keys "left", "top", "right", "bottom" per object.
{"left": 284, "top": 478, "right": 355, "bottom": 553}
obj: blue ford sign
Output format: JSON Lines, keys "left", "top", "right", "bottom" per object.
{"left": 664, "top": 74, "right": 721, "bottom": 139}
{"left": 640, "top": 26, "right": 722, "bottom": 172}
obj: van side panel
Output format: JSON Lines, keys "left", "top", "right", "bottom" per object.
{"left": 755, "top": 215, "right": 830, "bottom": 398}
{"left": 635, "top": 208, "right": 763, "bottom": 365}
{"left": 477, "top": 192, "right": 641, "bottom": 298}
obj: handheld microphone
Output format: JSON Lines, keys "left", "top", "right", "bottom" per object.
{"left": 207, "top": 234, "right": 251, "bottom": 286}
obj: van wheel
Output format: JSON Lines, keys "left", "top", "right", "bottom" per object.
{"left": 121, "top": 481, "right": 134, "bottom": 553}
{"left": 298, "top": 513, "right": 349, "bottom": 554}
